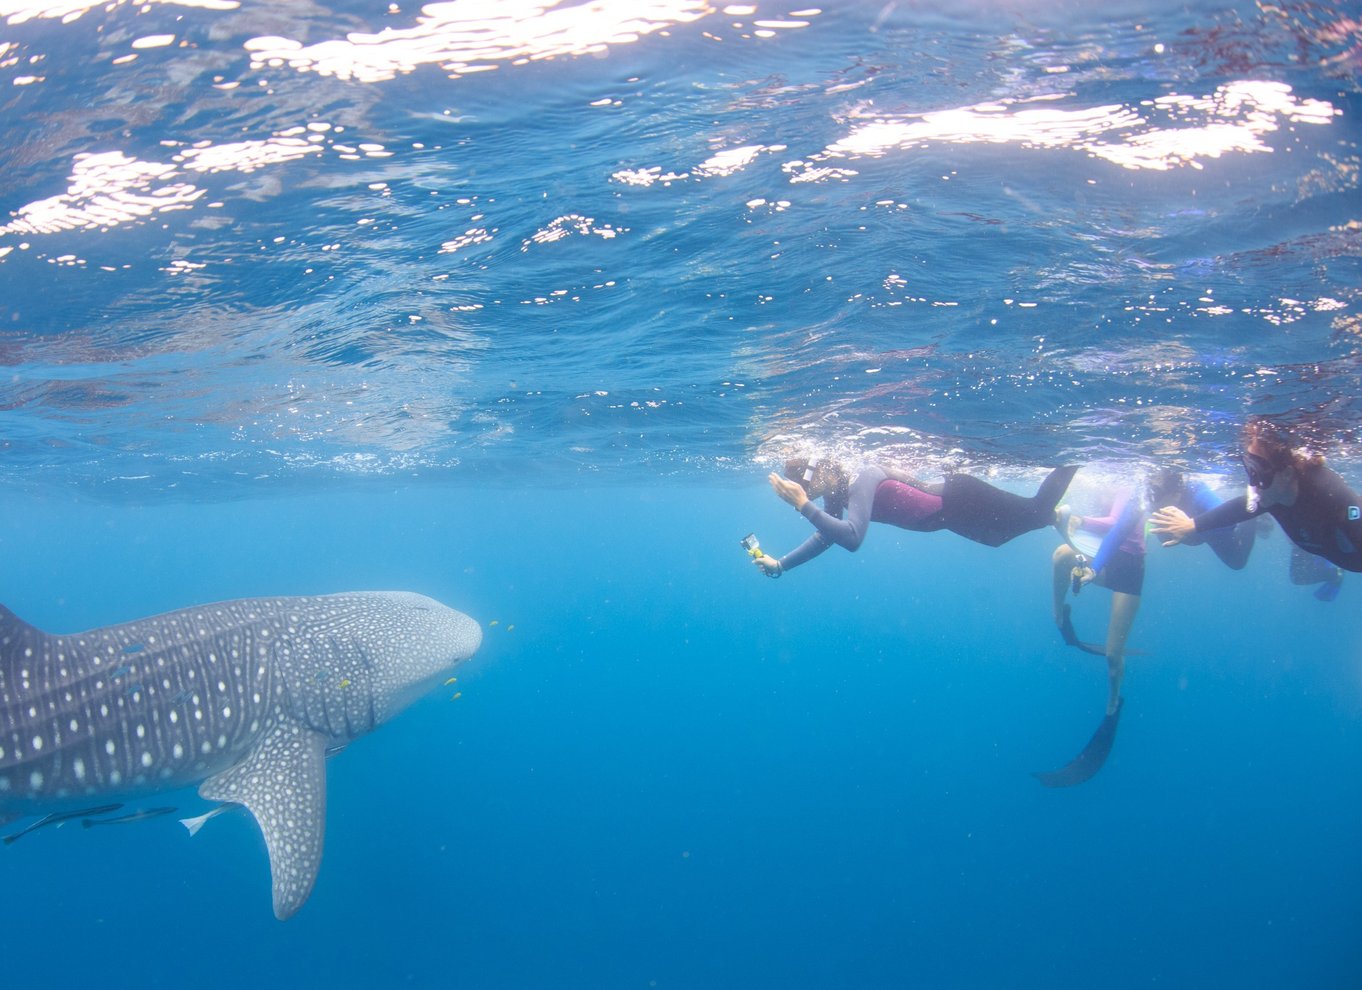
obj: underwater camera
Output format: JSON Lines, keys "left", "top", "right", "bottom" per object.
{"left": 1071, "top": 554, "right": 1089, "bottom": 595}
{"left": 741, "top": 533, "right": 763, "bottom": 558}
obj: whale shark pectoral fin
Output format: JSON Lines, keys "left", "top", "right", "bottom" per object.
{"left": 199, "top": 724, "right": 329, "bottom": 921}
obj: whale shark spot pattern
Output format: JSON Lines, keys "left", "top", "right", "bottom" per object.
{"left": 0, "top": 592, "right": 482, "bottom": 918}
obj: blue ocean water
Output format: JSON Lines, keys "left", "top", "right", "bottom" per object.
{"left": 2, "top": 1, "right": 1361, "bottom": 987}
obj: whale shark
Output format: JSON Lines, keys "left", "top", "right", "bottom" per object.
{"left": 0, "top": 591, "right": 482, "bottom": 919}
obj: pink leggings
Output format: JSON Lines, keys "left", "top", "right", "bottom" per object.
{"left": 872, "top": 480, "right": 945, "bottom": 532}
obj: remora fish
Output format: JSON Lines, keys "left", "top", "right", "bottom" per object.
{"left": 82, "top": 806, "right": 178, "bottom": 828}
{"left": 3, "top": 803, "right": 123, "bottom": 844}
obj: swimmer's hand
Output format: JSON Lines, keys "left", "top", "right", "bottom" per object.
{"left": 768, "top": 472, "right": 809, "bottom": 511}
{"left": 753, "top": 554, "right": 783, "bottom": 578}
{"left": 1053, "top": 505, "right": 1083, "bottom": 550}
{"left": 1070, "top": 564, "right": 1096, "bottom": 591}
{"left": 1149, "top": 505, "right": 1194, "bottom": 547}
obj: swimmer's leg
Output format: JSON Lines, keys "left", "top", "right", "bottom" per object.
{"left": 942, "top": 465, "right": 1079, "bottom": 547}
{"left": 1289, "top": 545, "right": 1344, "bottom": 601}
{"left": 1203, "top": 523, "right": 1254, "bottom": 570}
{"left": 1103, "top": 591, "right": 1139, "bottom": 716}
{"left": 1052, "top": 544, "right": 1079, "bottom": 627}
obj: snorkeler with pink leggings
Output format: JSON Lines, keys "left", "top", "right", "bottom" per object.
{"left": 752, "top": 458, "right": 1077, "bottom": 576}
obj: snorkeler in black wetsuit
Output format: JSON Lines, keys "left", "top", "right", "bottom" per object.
{"left": 752, "top": 458, "right": 1077, "bottom": 577}
{"left": 1150, "top": 420, "right": 1362, "bottom": 575}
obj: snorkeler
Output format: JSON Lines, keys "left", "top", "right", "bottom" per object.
{"left": 1146, "top": 467, "right": 1260, "bottom": 571}
{"left": 1051, "top": 488, "right": 1145, "bottom": 718}
{"left": 1151, "top": 465, "right": 1341, "bottom": 600}
{"left": 1037, "top": 484, "right": 1147, "bottom": 788}
{"left": 751, "top": 458, "right": 1077, "bottom": 576}
{"left": 1150, "top": 418, "right": 1362, "bottom": 575}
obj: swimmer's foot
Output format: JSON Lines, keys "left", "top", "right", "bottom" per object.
{"left": 1058, "top": 603, "right": 1081, "bottom": 646}
{"left": 1054, "top": 504, "right": 1073, "bottom": 540}
{"left": 1058, "top": 604, "right": 1106, "bottom": 657}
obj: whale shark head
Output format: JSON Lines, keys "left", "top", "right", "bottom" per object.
{"left": 357, "top": 590, "right": 483, "bottom": 722}
{"left": 269, "top": 591, "right": 484, "bottom": 743}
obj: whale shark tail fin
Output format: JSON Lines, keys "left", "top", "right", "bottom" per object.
{"left": 1032, "top": 697, "right": 1124, "bottom": 787}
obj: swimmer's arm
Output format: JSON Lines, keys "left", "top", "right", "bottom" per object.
{"left": 1191, "top": 494, "right": 1255, "bottom": 534}
{"left": 774, "top": 533, "right": 832, "bottom": 573}
{"left": 1076, "top": 494, "right": 1128, "bottom": 537}
{"left": 1152, "top": 496, "right": 1252, "bottom": 546}
{"left": 797, "top": 467, "right": 884, "bottom": 551}
{"left": 1089, "top": 500, "right": 1140, "bottom": 574}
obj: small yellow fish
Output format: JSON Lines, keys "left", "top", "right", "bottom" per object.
{"left": 339, "top": 678, "right": 351, "bottom": 689}
{"left": 489, "top": 619, "right": 499, "bottom": 626}
{"left": 450, "top": 691, "right": 462, "bottom": 701}
{"left": 506, "top": 624, "right": 515, "bottom": 632}
{"left": 443, "top": 677, "right": 458, "bottom": 686}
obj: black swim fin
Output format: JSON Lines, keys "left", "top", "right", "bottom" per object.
{"left": 1058, "top": 604, "right": 1106, "bottom": 656}
{"left": 1314, "top": 573, "right": 1343, "bottom": 602}
{"left": 1032, "top": 697, "right": 1124, "bottom": 787}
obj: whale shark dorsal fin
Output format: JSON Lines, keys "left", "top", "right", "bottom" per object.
{"left": 199, "top": 723, "right": 329, "bottom": 920}
{"left": 0, "top": 604, "right": 46, "bottom": 676}
{"left": 0, "top": 604, "right": 42, "bottom": 641}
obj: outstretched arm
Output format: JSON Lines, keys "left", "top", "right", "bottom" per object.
{"left": 792, "top": 467, "right": 885, "bottom": 552}
{"left": 1149, "top": 506, "right": 1195, "bottom": 546}
{"left": 760, "top": 467, "right": 885, "bottom": 575}
{"left": 1152, "top": 495, "right": 1254, "bottom": 547}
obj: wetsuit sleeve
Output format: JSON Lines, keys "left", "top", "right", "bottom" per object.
{"left": 778, "top": 531, "right": 833, "bottom": 571}
{"left": 1192, "top": 494, "right": 1258, "bottom": 533}
{"left": 1088, "top": 498, "right": 1141, "bottom": 575}
{"left": 777, "top": 467, "right": 885, "bottom": 571}
{"left": 1177, "top": 481, "right": 1223, "bottom": 544}
{"left": 1079, "top": 497, "right": 1124, "bottom": 535}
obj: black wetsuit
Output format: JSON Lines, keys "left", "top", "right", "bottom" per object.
{"left": 1189, "top": 463, "right": 1362, "bottom": 573}
{"left": 778, "top": 465, "right": 1076, "bottom": 572}
{"left": 1176, "top": 480, "right": 1256, "bottom": 570}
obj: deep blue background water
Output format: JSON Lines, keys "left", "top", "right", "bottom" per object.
{"left": 3, "top": 0, "right": 1362, "bottom": 986}
{"left": 3, "top": 484, "right": 1361, "bottom": 987}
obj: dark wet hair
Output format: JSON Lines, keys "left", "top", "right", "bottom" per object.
{"left": 783, "top": 457, "right": 814, "bottom": 483}
{"left": 783, "top": 457, "right": 849, "bottom": 500}
{"left": 1146, "top": 467, "right": 1185, "bottom": 506}
{"left": 1244, "top": 418, "right": 1323, "bottom": 473}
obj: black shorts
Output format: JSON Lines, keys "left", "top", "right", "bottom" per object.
{"left": 1096, "top": 548, "right": 1145, "bottom": 596}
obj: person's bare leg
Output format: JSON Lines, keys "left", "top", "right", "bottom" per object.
{"left": 1052, "top": 545, "right": 1078, "bottom": 626}
{"left": 1103, "top": 591, "right": 1141, "bottom": 714}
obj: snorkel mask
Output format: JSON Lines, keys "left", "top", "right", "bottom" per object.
{"left": 1241, "top": 451, "right": 1276, "bottom": 491}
